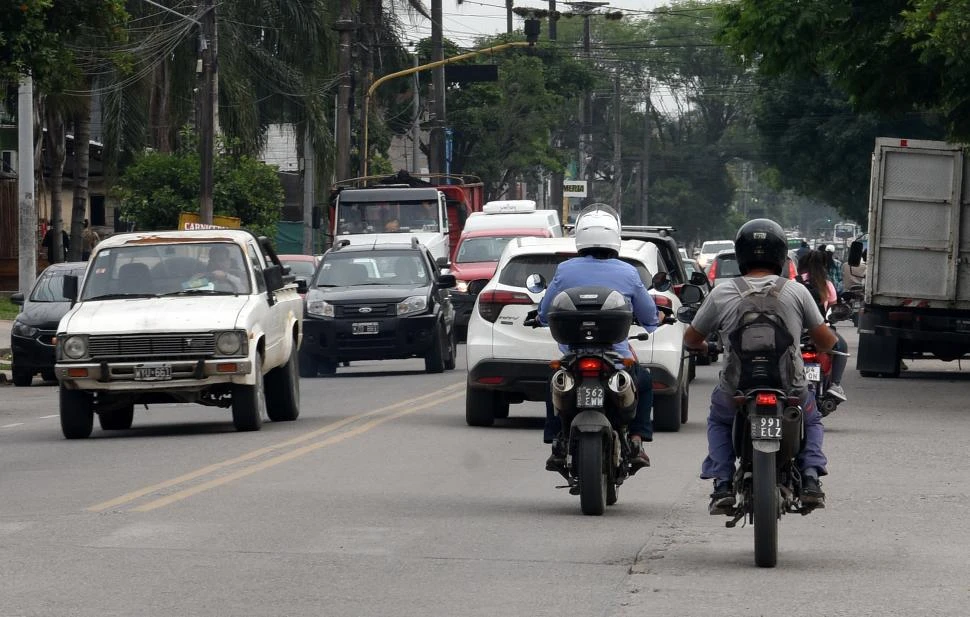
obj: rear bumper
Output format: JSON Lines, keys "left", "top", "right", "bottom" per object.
{"left": 467, "top": 359, "right": 556, "bottom": 401}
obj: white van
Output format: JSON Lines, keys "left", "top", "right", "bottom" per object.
{"left": 463, "top": 200, "right": 563, "bottom": 237}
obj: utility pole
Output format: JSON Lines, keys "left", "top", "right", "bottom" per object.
{"left": 198, "top": 0, "right": 216, "bottom": 223}
{"left": 640, "top": 77, "right": 650, "bottom": 225}
{"left": 411, "top": 52, "right": 421, "bottom": 173}
{"left": 17, "top": 76, "right": 36, "bottom": 292}
{"left": 429, "top": 0, "right": 446, "bottom": 176}
{"left": 303, "top": 128, "right": 315, "bottom": 254}
{"left": 548, "top": 0, "right": 558, "bottom": 40}
{"left": 611, "top": 71, "right": 621, "bottom": 211}
{"left": 335, "top": 0, "right": 354, "bottom": 181}
{"left": 568, "top": 2, "right": 608, "bottom": 206}
{"left": 506, "top": 0, "right": 514, "bottom": 33}
{"left": 548, "top": 0, "right": 563, "bottom": 213}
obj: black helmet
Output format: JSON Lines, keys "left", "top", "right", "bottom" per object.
{"left": 735, "top": 218, "right": 787, "bottom": 275}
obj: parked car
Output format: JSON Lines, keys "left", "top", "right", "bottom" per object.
{"left": 696, "top": 239, "right": 735, "bottom": 270}
{"left": 451, "top": 227, "right": 556, "bottom": 339}
{"left": 9, "top": 262, "right": 87, "bottom": 386}
{"left": 301, "top": 237, "right": 457, "bottom": 376}
{"left": 465, "top": 236, "right": 692, "bottom": 433}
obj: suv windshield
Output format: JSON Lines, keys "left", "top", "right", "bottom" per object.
{"left": 80, "top": 242, "right": 251, "bottom": 300}
{"left": 499, "top": 254, "right": 655, "bottom": 288}
{"left": 317, "top": 251, "right": 430, "bottom": 287}
{"left": 337, "top": 200, "right": 439, "bottom": 234}
{"left": 30, "top": 268, "right": 84, "bottom": 302}
{"left": 455, "top": 236, "right": 519, "bottom": 263}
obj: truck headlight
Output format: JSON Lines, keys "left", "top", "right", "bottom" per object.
{"left": 215, "top": 330, "right": 246, "bottom": 356}
{"left": 12, "top": 321, "right": 38, "bottom": 338}
{"left": 455, "top": 279, "right": 469, "bottom": 293}
{"left": 396, "top": 295, "right": 428, "bottom": 317}
{"left": 62, "top": 335, "right": 88, "bottom": 360}
{"left": 307, "top": 299, "right": 334, "bottom": 317}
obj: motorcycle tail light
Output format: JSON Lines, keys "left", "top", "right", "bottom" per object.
{"left": 707, "top": 259, "right": 718, "bottom": 285}
{"left": 802, "top": 351, "right": 819, "bottom": 363}
{"left": 577, "top": 357, "right": 603, "bottom": 376}
{"left": 755, "top": 392, "right": 777, "bottom": 406}
{"left": 651, "top": 294, "right": 673, "bottom": 309}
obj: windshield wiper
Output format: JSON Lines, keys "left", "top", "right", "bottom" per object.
{"left": 157, "top": 289, "right": 239, "bottom": 296}
{"left": 83, "top": 293, "right": 157, "bottom": 301}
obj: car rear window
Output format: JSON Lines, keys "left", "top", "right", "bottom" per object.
{"left": 715, "top": 254, "right": 741, "bottom": 277}
{"left": 499, "top": 254, "right": 654, "bottom": 288}
{"left": 702, "top": 241, "right": 734, "bottom": 253}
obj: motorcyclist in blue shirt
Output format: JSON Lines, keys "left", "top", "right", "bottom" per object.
{"left": 538, "top": 204, "right": 660, "bottom": 473}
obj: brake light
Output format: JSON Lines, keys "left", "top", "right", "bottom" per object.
{"left": 707, "top": 259, "right": 717, "bottom": 284}
{"left": 802, "top": 351, "right": 818, "bottom": 363}
{"left": 477, "top": 289, "right": 533, "bottom": 323}
{"left": 651, "top": 294, "right": 673, "bottom": 309}
{"left": 755, "top": 392, "right": 777, "bottom": 406}
{"left": 578, "top": 357, "right": 603, "bottom": 376}
{"left": 788, "top": 259, "right": 797, "bottom": 279}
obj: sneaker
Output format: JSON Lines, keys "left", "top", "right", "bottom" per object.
{"left": 709, "top": 479, "right": 735, "bottom": 515}
{"left": 801, "top": 476, "right": 826, "bottom": 508}
{"left": 545, "top": 438, "right": 566, "bottom": 472}
{"left": 627, "top": 435, "right": 651, "bottom": 474}
{"left": 827, "top": 383, "right": 847, "bottom": 402}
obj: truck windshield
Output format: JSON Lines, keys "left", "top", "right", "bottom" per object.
{"left": 80, "top": 242, "right": 252, "bottom": 300}
{"left": 337, "top": 200, "right": 439, "bottom": 234}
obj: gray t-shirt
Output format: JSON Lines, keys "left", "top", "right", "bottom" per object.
{"left": 691, "top": 275, "right": 825, "bottom": 393}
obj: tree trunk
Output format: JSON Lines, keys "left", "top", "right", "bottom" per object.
{"left": 69, "top": 93, "right": 92, "bottom": 261}
{"left": 44, "top": 106, "right": 68, "bottom": 264}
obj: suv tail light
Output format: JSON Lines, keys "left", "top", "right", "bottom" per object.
{"left": 478, "top": 289, "right": 533, "bottom": 323}
{"left": 651, "top": 294, "right": 673, "bottom": 309}
{"left": 707, "top": 259, "right": 717, "bottom": 285}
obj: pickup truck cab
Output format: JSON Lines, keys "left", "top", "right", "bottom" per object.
{"left": 55, "top": 230, "right": 303, "bottom": 438}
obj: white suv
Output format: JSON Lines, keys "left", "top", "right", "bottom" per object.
{"left": 465, "top": 237, "right": 691, "bottom": 432}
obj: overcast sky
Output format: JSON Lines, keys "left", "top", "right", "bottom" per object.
{"left": 402, "top": 0, "right": 674, "bottom": 47}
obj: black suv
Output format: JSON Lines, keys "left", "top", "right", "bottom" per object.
{"left": 300, "top": 239, "right": 457, "bottom": 376}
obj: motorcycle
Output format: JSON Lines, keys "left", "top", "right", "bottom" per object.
{"left": 841, "top": 284, "right": 864, "bottom": 326}
{"left": 802, "top": 302, "right": 853, "bottom": 418}
{"left": 524, "top": 273, "right": 674, "bottom": 516}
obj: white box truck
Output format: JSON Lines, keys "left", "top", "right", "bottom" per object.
{"left": 852, "top": 137, "right": 970, "bottom": 376}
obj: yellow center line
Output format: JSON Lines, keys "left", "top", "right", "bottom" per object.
{"left": 132, "top": 390, "right": 465, "bottom": 512}
{"left": 86, "top": 382, "right": 464, "bottom": 513}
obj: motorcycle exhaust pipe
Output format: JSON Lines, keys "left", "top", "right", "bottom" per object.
{"left": 781, "top": 404, "right": 803, "bottom": 460}
{"left": 551, "top": 369, "right": 576, "bottom": 414}
{"left": 607, "top": 369, "right": 636, "bottom": 411}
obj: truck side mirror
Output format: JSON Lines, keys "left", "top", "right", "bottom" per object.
{"left": 296, "top": 278, "right": 309, "bottom": 295}
{"left": 263, "top": 264, "right": 285, "bottom": 293}
{"left": 63, "top": 275, "right": 79, "bottom": 305}
{"left": 848, "top": 240, "right": 864, "bottom": 267}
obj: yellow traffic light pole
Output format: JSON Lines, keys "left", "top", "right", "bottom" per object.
{"left": 361, "top": 40, "right": 533, "bottom": 178}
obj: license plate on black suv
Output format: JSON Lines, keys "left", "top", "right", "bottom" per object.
{"left": 352, "top": 322, "right": 379, "bottom": 335}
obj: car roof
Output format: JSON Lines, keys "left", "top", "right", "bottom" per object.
{"left": 499, "top": 236, "right": 660, "bottom": 268}
{"left": 458, "top": 227, "right": 552, "bottom": 240}
{"left": 95, "top": 229, "right": 258, "bottom": 249}
{"left": 43, "top": 261, "right": 87, "bottom": 272}
{"left": 325, "top": 241, "right": 423, "bottom": 255}
{"left": 278, "top": 254, "right": 318, "bottom": 261}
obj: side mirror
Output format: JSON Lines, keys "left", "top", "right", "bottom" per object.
{"left": 296, "top": 278, "right": 309, "bottom": 295}
{"left": 678, "top": 283, "right": 704, "bottom": 305}
{"left": 263, "top": 264, "right": 285, "bottom": 293}
{"left": 525, "top": 273, "right": 546, "bottom": 294}
{"left": 437, "top": 273, "right": 457, "bottom": 288}
{"left": 676, "top": 305, "right": 697, "bottom": 324}
{"left": 10, "top": 291, "right": 24, "bottom": 306}
{"left": 63, "top": 275, "right": 79, "bottom": 304}
{"left": 436, "top": 256, "right": 450, "bottom": 269}
{"left": 689, "top": 271, "right": 707, "bottom": 286}
{"left": 651, "top": 271, "right": 672, "bottom": 293}
{"left": 847, "top": 240, "right": 864, "bottom": 267}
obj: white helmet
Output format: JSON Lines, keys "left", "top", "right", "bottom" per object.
{"left": 574, "top": 203, "right": 621, "bottom": 257}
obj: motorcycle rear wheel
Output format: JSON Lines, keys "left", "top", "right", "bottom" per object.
{"left": 753, "top": 449, "right": 779, "bottom": 567}
{"left": 577, "top": 433, "right": 607, "bottom": 516}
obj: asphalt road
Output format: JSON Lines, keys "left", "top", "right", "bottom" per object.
{"left": 1, "top": 327, "right": 969, "bottom": 616}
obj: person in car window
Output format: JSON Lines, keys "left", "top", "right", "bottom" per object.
{"left": 384, "top": 218, "right": 401, "bottom": 233}
{"left": 538, "top": 204, "right": 660, "bottom": 474}
{"left": 198, "top": 245, "right": 244, "bottom": 292}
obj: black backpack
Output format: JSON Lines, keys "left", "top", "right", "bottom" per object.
{"left": 724, "top": 276, "right": 797, "bottom": 393}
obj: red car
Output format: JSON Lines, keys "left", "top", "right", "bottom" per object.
{"left": 278, "top": 254, "right": 321, "bottom": 298}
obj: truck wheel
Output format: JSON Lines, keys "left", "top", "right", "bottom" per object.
{"left": 465, "top": 387, "right": 497, "bottom": 426}
{"left": 444, "top": 328, "right": 457, "bottom": 371}
{"left": 99, "top": 405, "right": 134, "bottom": 430}
{"left": 60, "top": 387, "right": 93, "bottom": 439}
{"left": 266, "top": 350, "right": 300, "bottom": 422}
{"left": 424, "top": 326, "right": 446, "bottom": 373}
{"left": 298, "top": 350, "right": 318, "bottom": 378}
{"left": 231, "top": 354, "right": 265, "bottom": 432}
{"left": 12, "top": 366, "right": 33, "bottom": 387}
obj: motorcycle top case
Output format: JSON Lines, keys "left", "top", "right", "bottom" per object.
{"left": 547, "top": 286, "right": 633, "bottom": 346}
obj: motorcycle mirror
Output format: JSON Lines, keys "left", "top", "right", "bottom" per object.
{"left": 633, "top": 332, "right": 650, "bottom": 340}
{"left": 689, "top": 271, "right": 707, "bottom": 287}
{"left": 676, "top": 305, "right": 697, "bottom": 324}
{"left": 828, "top": 303, "right": 853, "bottom": 323}
{"left": 651, "top": 271, "right": 672, "bottom": 292}
{"left": 678, "top": 283, "right": 704, "bottom": 305}
{"left": 525, "top": 273, "right": 546, "bottom": 294}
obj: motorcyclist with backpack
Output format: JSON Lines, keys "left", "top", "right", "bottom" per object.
{"left": 683, "top": 219, "right": 838, "bottom": 514}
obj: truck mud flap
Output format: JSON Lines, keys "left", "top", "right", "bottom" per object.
{"left": 857, "top": 331, "right": 899, "bottom": 374}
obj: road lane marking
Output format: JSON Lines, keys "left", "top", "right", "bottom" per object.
{"left": 1, "top": 423, "right": 24, "bottom": 428}
{"left": 87, "top": 382, "right": 464, "bottom": 513}
{"left": 131, "top": 390, "right": 464, "bottom": 512}
{"left": 39, "top": 414, "right": 59, "bottom": 419}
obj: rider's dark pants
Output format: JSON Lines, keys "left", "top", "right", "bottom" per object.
{"left": 544, "top": 363, "right": 653, "bottom": 442}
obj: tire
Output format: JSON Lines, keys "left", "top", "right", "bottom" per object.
{"left": 577, "top": 432, "right": 607, "bottom": 516}
{"left": 444, "top": 328, "right": 457, "bottom": 371}
{"left": 99, "top": 405, "right": 134, "bottom": 430}
{"left": 59, "top": 386, "right": 93, "bottom": 439}
{"left": 465, "top": 387, "right": 496, "bottom": 426}
{"left": 318, "top": 359, "right": 338, "bottom": 376}
{"left": 298, "top": 350, "right": 318, "bottom": 378}
{"left": 424, "top": 325, "right": 446, "bottom": 373}
{"left": 696, "top": 353, "right": 711, "bottom": 367}
{"left": 493, "top": 401, "right": 510, "bottom": 419}
{"left": 266, "top": 349, "right": 300, "bottom": 422}
{"left": 680, "top": 379, "right": 690, "bottom": 425}
{"left": 231, "top": 354, "right": 265, "bottom": 432}
{"left": 753, "top": 449, "right": 779, "bottom": 568}
{"left": 688, "top": 355, "right": 696, "bottom": 382}
{"left": 653, "top": 389, "right": 683, "bottom": 433}
{"left": 42, "top": 369, "right": 57, "bottom": 383}
{"left": 12, "top": 366, "right": 32, "bottom": 387}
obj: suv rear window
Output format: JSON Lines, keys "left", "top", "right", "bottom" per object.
{"left": 714, "top": 253, "right": 741, "bottom": 277}
{"left": 499, "top": 254, "right": 654, "bottom": 288}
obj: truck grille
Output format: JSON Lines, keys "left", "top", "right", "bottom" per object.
{"left": 335, "top": 303, "right": 394, "bottom": 318}
{"left": 87, "top": 333, "right": 216, "bottom": 360}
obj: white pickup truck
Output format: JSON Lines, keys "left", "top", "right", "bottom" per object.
{"left": 54, "top": 230, "right": 303, "bottom": 438}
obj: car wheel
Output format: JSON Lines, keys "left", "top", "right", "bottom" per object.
{"left": 465, "top": 387, "right": 497, "bottom": 427}
{"left": 653, "top": 387, "right": 683, "bottom": 433}
{"left": 687, "top": 355, "right": 696, "bottom": 382}
{"left": 99, "top": 405, "right": 134, "bottom": 431}
{"left": 444, "top": 327, "right": 457, "bottom": 371}
{"left": 266, "top": 349, "right": 300, "bottom": 422}
{"left": 696, "top": 353, "right": 711, "bottom": 367}
{"left": 42, "top": 369, "right": 57, "bottom": 383}
{"left": 298, "top": 350, "right": 318, "bottom": 378}
{"left": 319, "top": 359, "right": 338, "bottom": 376}
{"left": 60, "top": 386, "right": 93, "bottom": 439}
{"left": 680, "top": 378, "right": 690, "bottom": 425}
{"left": 12, "top": 366, "right": 33, "bottom": 387}
{"left": 424, "top": 325, "right": 446, "bottom": 374}
{"left": 231, "top": 354, "right": 265, "bottom": 432}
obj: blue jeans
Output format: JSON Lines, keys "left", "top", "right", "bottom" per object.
{"left": 700, "top": 386, "right": 827, "bottom": 481}
{"left": 544, "top": 363, "right": 653, "bottom": 442}
{"left": 831, "top": 328, "right": 848, "bottom": 384}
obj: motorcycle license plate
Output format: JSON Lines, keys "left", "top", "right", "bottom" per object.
{"left": 804, "top": 363, "right": 821, "bottom": 381}
{"left": 352, "top": 322, "right": 379, "bottom": 335}
{"left": 576, "top": 385, "right": 605, "bottom": 409}
{"left": 750, "top": 415, "right": 782, "bottom": 440}
{"left": 134, "top": 363, "right": 172, "bottom": 381}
